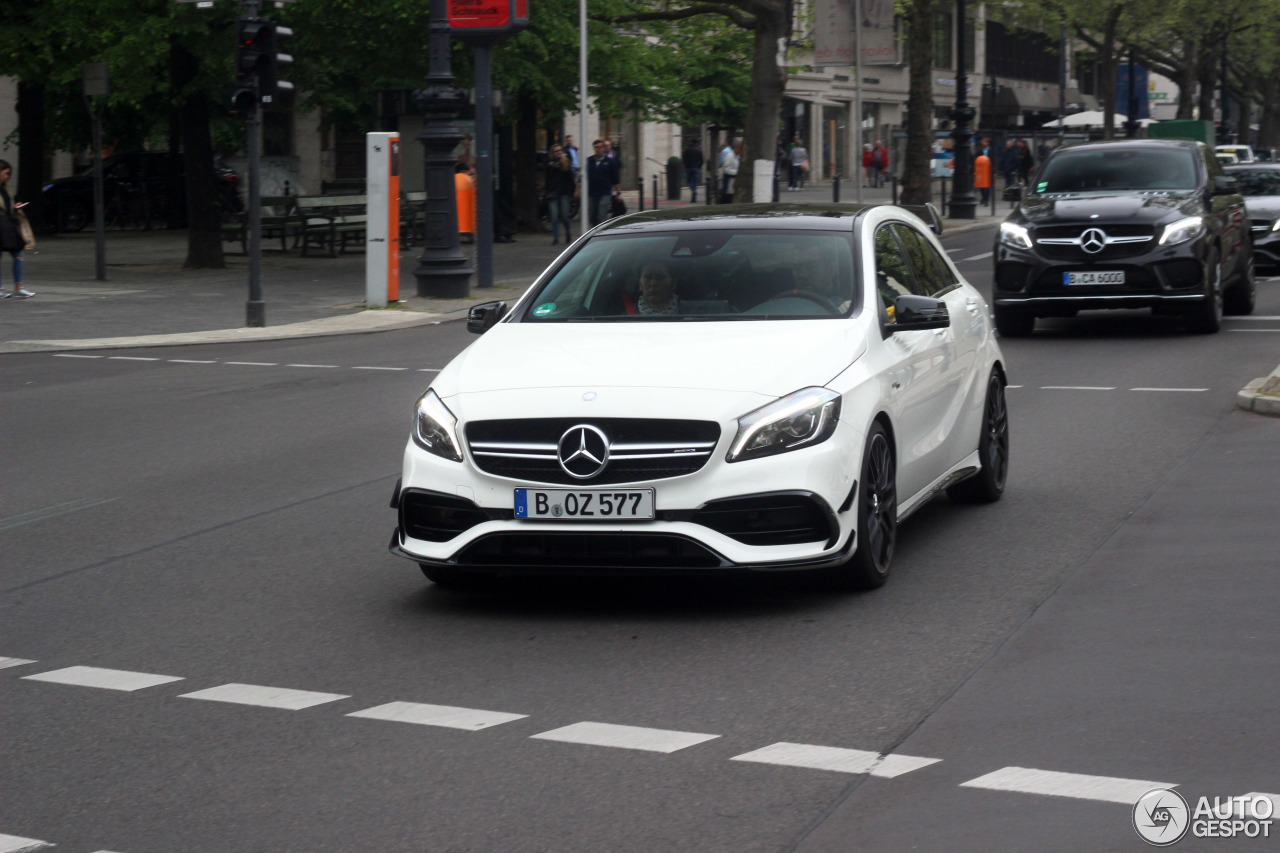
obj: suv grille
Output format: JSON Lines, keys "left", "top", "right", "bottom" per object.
{"left": 1034, "top": 224, "right": 1156, "bottom": 261}
{"left": 466, "top": 418, "right": 721, "bottom": 485}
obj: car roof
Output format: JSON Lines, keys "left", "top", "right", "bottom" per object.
{"left": 1053, "top": 139, "right": 1203, "bottom": 154}
{"left": 595, "top": 203, "right": 877, "bottom": 234}
{"left": 1225, "top": 163, "right": 1280, "bottom": 171}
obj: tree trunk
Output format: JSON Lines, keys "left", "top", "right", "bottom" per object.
{"left": 173, "top": 42, "right": 225, "bottom": 269}
{"left": 1175, "top": 40, "right": 1197, "bottom": 120}
{"left": 734, "top": 4, "right": 788, "bottom": 203}
{"left": 15, "top": 81, "right": 49, "bottom": 235}
{"left": 900, "top": 0, "right": 936, "bottom": 206}
{"left": 1098, "top": 8, "right": 1122, "bottom": 140}
{"left": 1258, "top": 74, "right": 1279, "bottom": 148}
{"left": 514, "top": 91, "right": 540, "bottom": 230}
{"left": 1197, "top": 49, "right": 1217, "bottom": 125}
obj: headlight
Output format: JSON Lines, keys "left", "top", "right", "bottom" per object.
{"left": 998, "top": 222, "right": 1032, "bottom": 249}
{"left": 1271, "top": 218, "right": 1280, "bottom": 232}
{"left": 413, "top": 389, "right": 462, "bottom": 461}
{"left": 1159, "top": 216, "right": 1205, "bottom": 245}
{"left": 727, "top": 387, "right": 841, "bottom": 463}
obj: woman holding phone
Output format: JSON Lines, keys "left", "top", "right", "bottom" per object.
{"left": 0, "top": 159, "right": 36, "bottom": 298}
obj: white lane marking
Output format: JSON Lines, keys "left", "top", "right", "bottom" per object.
{"left": 168, "top": 359, "right": 217, "bottom": 364}
{"left": 417, "top": 368, "right": 442, "bottom": 373}
{"left": 960, "top": 766, "right": 1176, "bottom": 804}
{"left": 1228, "top": 329, "right": 1280, "bottom": 332}
{"left": 53, "top": 353, "right": 102, "bottom": 359}
{"left": 23, "top": 666, "right": 183, "bottom": 692}
{"left": 531, "top": 721, "right": 720, "bottom": 754}
{"left": 962, "top": 252, "right": 994, "bottom": 261}
{"left": 0, "top": 833, "right": 54, "bottom": 852}
{"left": 224, "top": 361, "right": 279, "bottom": 366}
{"left": 351, "top": 366, "right": 409, "bottom": 371}
{"left": 1006, "top": 385, "right": 1023, "bottom": 389}
{"left": 1129, "top": 387, "right": 1208, "bottom": 393}
{"left": 1041, "top": 386, "right": 1115, "bottom": 391}
{"left": 180, "top": 683, "right": 348, "bottom": 710}
{"left": 1226, "top": 316, "right": 1280, "bottom": 320}
{"left": 285, "top": 363, "right": 339, "bottom": 369}
{"left": 730, "top": 742, "right": 941, "bottom": 778}
{"left": 0, "top": 657, "right": 37, "bottom": 669}
{"left": 348, "top": 701, "right": 527, "bottom": 731}
{"left": 107, "top": 356, "right": 160, "bottom": 362}
{"left": 1234, "top": 792, "right": 1279, "bottom": 818}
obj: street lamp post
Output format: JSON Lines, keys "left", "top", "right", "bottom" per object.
{"left": 413, "top": 0, "right": 474, "bottom": 298}
{"left": 948, "top": 0, "right": 977, "bottom": 219}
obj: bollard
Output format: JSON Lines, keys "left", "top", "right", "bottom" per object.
{"left": 891, "top": 175, "right": 898, "bottom": 205}
{"left": 833, "top": 172, "right": 840, "bottom": 203}
{"left": 638, "top": 181, "right": 645, "bottom": 213}
{"left": 940, "top": 178, "right": 948, "bottom": 217}
{"left": 652, "top": 174, "right": 660, "bottom": 210}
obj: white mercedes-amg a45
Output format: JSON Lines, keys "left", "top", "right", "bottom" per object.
{"left": 390, "top": 203, "right": 1009, "bottom": 590}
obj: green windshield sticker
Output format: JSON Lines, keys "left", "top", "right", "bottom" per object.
{"left": 533, "top": 303, "right": 556, "bottom": 316}
{"left": 1037, "top": 182, "right": 1048, "bottom": 192}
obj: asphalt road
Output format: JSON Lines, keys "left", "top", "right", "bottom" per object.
{"left": 2, "top": 224, "right": 1278, "bottom": 852}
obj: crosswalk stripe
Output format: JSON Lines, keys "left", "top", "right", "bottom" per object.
{"left": 0, "top": 833, "right": 54, "bottom": 853}
{"left": 179, "top": 683, "right": 348, "bottom": 710}
{"left": 531, "top": 721, "right": 719, "bottom": 754}
{"left": 23, "top": 666, "right": 183, "bottom": 692}
{"left": 348, "top": 701, "right": 527, "bottom": 730}
{"left": 0, "top": 657, "right": 37, "bottom": 670}
{"left": 960, "top": 766, "right": 1175, "bottom": 804}
{"left": 730, "top": 742, "right": 941, "bottom": 778}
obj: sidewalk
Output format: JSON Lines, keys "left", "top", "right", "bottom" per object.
{"left": 0, "top": 180, "right": 1008, "bottom": 354}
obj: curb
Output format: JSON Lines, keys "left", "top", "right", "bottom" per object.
{"left": 1236, "top": 363, "right": 1280, "bottom": 417}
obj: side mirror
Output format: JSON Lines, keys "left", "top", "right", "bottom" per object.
{"left": 1212, "top": 175, "right": 1238, "bottom": 196}
{"left": 890, "top": 294, "right": 950, "bottom": 332}
{"left": 467, "top": 300, "right": 508, "bottom": 334}
{"left": 1002, "top": 185, "right": 1024, "bottom": 203}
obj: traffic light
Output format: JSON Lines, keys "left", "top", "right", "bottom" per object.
{"left": 231, "top": 17, "right": 269, "bottom": 115}
{"left": 259, "top": 21, "right": 293, "bottom": 104}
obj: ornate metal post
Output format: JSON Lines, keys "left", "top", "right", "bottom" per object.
{"left": 948, "top": 0, "right": 977, "bottom": 219}
{"left": 413, "top": 0, "right": 473, "bottom": 298}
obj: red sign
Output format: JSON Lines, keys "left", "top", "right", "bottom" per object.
{"left": 448, "top": 0, "right": 510, "bottom": 29}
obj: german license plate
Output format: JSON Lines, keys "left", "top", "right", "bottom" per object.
{"left": 514, "top": 488, "right": 655, "bottom": 520}
{"left": 1065, "top": 270, "right": 1124, "bottom": 285}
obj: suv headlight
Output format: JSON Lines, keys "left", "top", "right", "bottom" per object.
{"left": 413, "top": 389, "right": 462, "bottom": 461}
{"left": 727, "top": 388, "right": 841, "bottom": 463}
{"left": 998, "top": 222, "right": 1032, "bottom": 249}
{"left": 1271, "top": 218, "right": 1280, "bottom": 233}
{"left": 1159, "top": 216, "right": 1205, "bottom": 245}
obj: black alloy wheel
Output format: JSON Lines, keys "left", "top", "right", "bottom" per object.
{"left": 947, "top": 372, "right": 1010, "bottom": 504}
{"left": 826, "top": 422, "right": 897, "bottom": 590}
{"left": 1224, "top": 258, "right": 1257, "bottom": 316}
{"left": 58, "top": 199, "right": 90, "bottom": 233}
{"left": 1187, "top": 248, "right": 1223, "bottom": 334}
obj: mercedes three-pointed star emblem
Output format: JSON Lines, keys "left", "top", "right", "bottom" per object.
{"left": 1080, "top": 227, "right": 1107, "bottom": 254}
{"left": 557, "top": 424, "right": 611, "bottom": 479}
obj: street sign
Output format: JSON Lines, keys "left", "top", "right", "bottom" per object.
{"left": 83, "top": 62, "right": 109, "bottom": 97}
{"left": 448, "top": 0, "right": 528, "bottom": 44}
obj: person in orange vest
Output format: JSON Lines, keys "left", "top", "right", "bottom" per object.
{"left": 974, "top": 150, "right": 992, "bottom": 206}
{"left": 454, "top": 163, "right": 476, "bottom": 244}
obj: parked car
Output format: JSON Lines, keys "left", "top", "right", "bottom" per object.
{"left": 993, "top": 139, "right": 1255, "bottom": 335}
{"left": 1225, "top": 163, "right": 1280, "bottom": 274}
{"left": 1215, "top": 144, "right": 1255, "bottom": 164}
{"left": 42, "top": 151, "right": 241, "bottom": 232}
{"left": 390, "top": 203, "right": 1009, "bottom": 590}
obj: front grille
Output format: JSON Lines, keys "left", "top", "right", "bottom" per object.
{"left": 400, "top": 490, "right": 494, "bottom": 542}
{"left": 1036, "top": 224, "right": 1155, "bottom": 240}
{"left": 466, "top": 418, "right": 721, "bottom": 485}
{"left": 1252, "top": 219, "right": 1273, "bottom": 233}
{"left": 457, "top": 533, "right": 726, "bottom": 568}
{"left": 692, "top": 493, "right": 835, "bottom": 546}
{"left": 1034, "top": 224, "right": 1155, "bottom": 262}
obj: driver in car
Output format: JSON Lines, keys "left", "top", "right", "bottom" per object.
{"left": 792, "top": 250, "right": 851, "bottom": 312}
{"left": 636, "top": 261, "right": 681, "bottom": 315}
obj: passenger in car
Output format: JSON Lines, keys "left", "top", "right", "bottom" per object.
{"left": 636, "top": 261, "right": 680, "bottom": 315}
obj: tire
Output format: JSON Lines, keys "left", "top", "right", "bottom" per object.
{"left": 1224, "top": 258, "right": 1256, "bottom": 316}
{"left": 947, "top": 372, "right": 1010, "bottom": 504}
{"left": 824, "top": 422, "right": 897, "bottom": 590}
{"left": 58, "top": 199, "right": 90, "bottom": 233}
{"left": 1186, "top": 248, "right": 1223, "bottom": 334}
{"left": 994, "top": 304, "right": 1035, "bottom": 337}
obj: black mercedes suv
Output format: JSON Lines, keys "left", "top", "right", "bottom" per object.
{"left": 993, "top": 139, "right": 1255, "bottom": 335}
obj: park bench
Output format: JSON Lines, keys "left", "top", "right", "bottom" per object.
{"left": 295, "top": 195, "right": 368, "bottom": 257}
{"left": 220, "top": 195, "right": 297, "bottom": 254}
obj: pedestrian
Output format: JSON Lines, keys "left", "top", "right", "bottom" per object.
{"left": 0, "top": 159, "right": 35, "bottom": 299}
{"left": 862, "top": 143, "right": 873, "bottom": 187}
{"left": 999, "top": 139, "right": 1020, "bottom": 189}
{"left": 682, "top": 139, "right": 704, "bottom": 203}
{"left": 788, "top": 138, "right": 809, "bottom": 191}
{"left": 586, "top": 138, "right": 621, "bottom": 226}
{"left": 544, "top": 142, "right": 576, "bottom": 245}
{"left": 1016, "top": 138, "right": 1034, "bottom": 185}
{"left": 603, "top": 138, "right": 621, "bottom": 171}
{"left": 776, "top": 137, "right": 789, "bottom": 183}
{"left": 564, "top": 135, "right": 580, "bottom": 177}
{"left": 974, "top": 150, "right": 992, "bottom": 205}
{"left": 719, "top": 139, "right": 740, "bottom": 202}
{"left": 871, "top": 140, "right": 889, "bottom": 187}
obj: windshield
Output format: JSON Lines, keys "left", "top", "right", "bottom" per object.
{"left": 520, "top": 230, "right": 857, "bottom": 321}
{"left": 1230, "top": 169, "right": 1280, "bottom": 197}
{"left": 1033, "top": 149, "right": 1199, "bottom": 193}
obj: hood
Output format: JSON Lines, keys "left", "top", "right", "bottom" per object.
{"left": 433, "top": 320, "right": 867, "bottom": 400}
{"left": 1018, "top": 191, "right": 1200, "bottom": 226}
